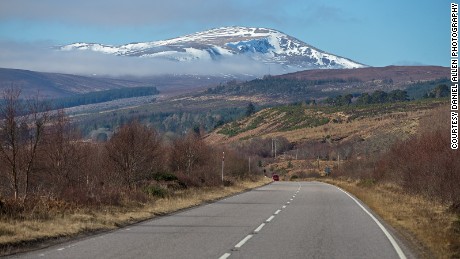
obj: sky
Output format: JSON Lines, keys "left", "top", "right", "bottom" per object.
{"left": 0, "top": 0, "right": 451, "bottom": 76}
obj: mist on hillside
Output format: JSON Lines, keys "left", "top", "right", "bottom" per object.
{"left": 0, "top": 41, "right": 291, "bottom": 77}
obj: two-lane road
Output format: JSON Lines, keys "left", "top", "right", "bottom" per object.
{"left": 10, "top": 182, "right": 415, "bottom": 259}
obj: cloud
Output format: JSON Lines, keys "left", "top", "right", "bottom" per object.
{"left": 0, "top": 41, "right": 289, "bottom": 77}
{"left": 0, "top": 0, "right": 281, "bottom": 26}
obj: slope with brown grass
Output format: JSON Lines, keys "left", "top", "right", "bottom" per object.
{"left": 206, "top": 99, "right": 448, "bottom": 146}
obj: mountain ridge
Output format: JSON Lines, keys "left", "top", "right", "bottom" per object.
{"left": 0, "top": 65, "right": 448, "bottom": 99}
{"left": 60, "top": 26, "right": 366, "bottom": 71}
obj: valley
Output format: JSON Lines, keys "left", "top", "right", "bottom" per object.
{"left": 0, "top": 2, "right": 453, "bottom": 258}
{"left": 0, "top": 26, "right": 456, "bottom": 259}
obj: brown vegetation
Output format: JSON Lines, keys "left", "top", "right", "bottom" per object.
{"left": 0, "top": 178, "right": 271, "bottom": 256}
{"left": 329, "top": 106, "right": 460, "bottom": 258}
{"left": 220, "top": 99, "right": 459, "bottom": 258}
{"left": 334, "top": 106, "right": 460, "bottom": 209}
{"left": 105, "top": 121, "right": 164, "bottom": 188}
{"left": 0, "top": 87, "right": 269, "bottom": 254}
{"left": 0, "top": 88, "right": 50, "bottom": 201}
{"left": 277, "top": 66, "right": 449, "bottom": 84}
{"left": 322, "top": 179, "right": 460, "bottom": 259}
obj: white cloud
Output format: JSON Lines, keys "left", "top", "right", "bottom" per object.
{"left": 0, "top": 41, "right": 289, "bottom": 77}
{"left": 0, "top": 0, "right": 281, "bottom": 26}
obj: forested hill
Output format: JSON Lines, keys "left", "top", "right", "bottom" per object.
{"left": 275, "top": 66, "right": 448, "bottom": 82}
{"left": 51, "top": 87, "right": 159, "bottom": 109}
{"left": 205, "top": 66, "right": 449, "bottom": 102}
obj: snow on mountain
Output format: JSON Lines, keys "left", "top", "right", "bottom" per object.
{"left": 60, "top": 26, "right": 366, "bottom": 71}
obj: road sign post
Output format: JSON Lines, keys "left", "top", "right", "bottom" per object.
{"left": 222, "top": 151, "right": 225, "bottom": 183}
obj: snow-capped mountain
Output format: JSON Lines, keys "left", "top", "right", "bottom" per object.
{"left": 60, "top": 26, "right": 366, "bottom": 71}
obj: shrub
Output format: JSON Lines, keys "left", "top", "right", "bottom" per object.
{"left": 175, "top": 172, "right": 202, "bottom": 188}
{"left": 334, "top": 106, "right": 460, "bottom": 207}
{"left": 153, "top": 172, "right": 178, "bottom": 182}
{"left": 223, "top": 179, "right": 234, "bottom": 187}
{"left": 144, "top": 185, "right": 168, "bottom": 198}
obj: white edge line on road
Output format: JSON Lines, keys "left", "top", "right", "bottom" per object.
{"left": 254, "top": 223, "right": 265, "bottom": 233}
{"left": 235, "top": 235, "right": 253, "bottom": 248}
{"left": 57, "top": 248, "right": 65, "bottom": 251}
{"left": 274, "top": 209, "right": 281, "bottom": 215}
{"left": 266, "top": 215, "right": 275, "bottom": 222}
{"left": 337, "top": 187, "right": 407, "bottom": 259}
{"left": 218, "top": 252, "right": 231, "bottom": 259}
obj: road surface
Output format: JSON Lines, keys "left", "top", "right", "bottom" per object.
{"left": 9, "top": 181, "right": 415, "bottom": 259}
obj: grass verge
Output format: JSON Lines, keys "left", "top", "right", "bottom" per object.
{"left": 321, "top": 178, "right": 460, "bottom": 259}
{"left": 0, "top": 177, "right": 272, "bottom": 256}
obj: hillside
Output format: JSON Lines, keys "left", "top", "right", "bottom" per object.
{"left": 1, "top": 66, "right": 448, "bottom": 139}
{"left": 0, "top": 68, "right": 236, "bottom": 99}
{"left": 62, "top": 66, "right": 449, "bottom": 138}
{"left": 275, "top": 65, "right": 448, "bottom": 83}
{"left": 205, "top": 66, "right": 449, "bottom": 103}
{"left": 0, "top": 68, "right": 151, "bottom": 98}
{"left": 205, "top": 98, "right": 449, "bottom": 155}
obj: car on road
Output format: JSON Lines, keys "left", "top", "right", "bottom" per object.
{"left": 272, "top": 174, "right": 279, "bottom": 181}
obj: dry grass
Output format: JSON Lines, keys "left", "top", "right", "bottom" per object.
{"left": 0, "top": 177, "right": 272, "bottom": 256}
{"left": 322, "top": 178, "right": 460, "bottom": 259}
{"left": 206, "top": 103, "right": 433, "bottom": 145}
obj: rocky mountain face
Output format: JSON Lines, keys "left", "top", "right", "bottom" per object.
{"left": 60, "top": 26, "right": 366, "bottom": 71}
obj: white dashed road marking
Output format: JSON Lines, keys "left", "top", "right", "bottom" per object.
{"left": 218, "top": 184, "right": 302, "bottom": 258}
{"left": 218, "top": 252, "right": 231, "bottom": 259}
{"left": 254, "top": 223, "right": 265, "bottom": 233}
{"left": 266, "top": 215, "right": 275, "bottom": 222}
{"left": 234, "top": 235, "right": 253, "bottom": 249}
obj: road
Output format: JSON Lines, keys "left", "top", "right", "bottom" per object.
{"left": 9, "top": 182, "right": 415, "bottom": 259}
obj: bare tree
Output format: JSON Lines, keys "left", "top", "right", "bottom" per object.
{"left": 0, "top": 87, "right": 49, "bottom": 201}
{"left": 40, "top": 109, "right": 85, "bottom": 191}
{"left": 0, "top": 88, "right": 22, "bottom": 199}
{"left": 105, "top": 121, "right": 163, "bottom": 188}
{"left": 170, "top": 131, "right": 208, "bottom": 175}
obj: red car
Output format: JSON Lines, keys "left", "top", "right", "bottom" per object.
{"left": 272, "top": 174, "right": 279, "bottom": 181}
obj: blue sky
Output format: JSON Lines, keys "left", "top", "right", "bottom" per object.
{"left": 0, "top": 0, "right": 450, "bottom": 70}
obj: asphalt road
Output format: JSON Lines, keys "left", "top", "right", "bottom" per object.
{"left": 10, "top": 181, "right": 415, "bottom": 259}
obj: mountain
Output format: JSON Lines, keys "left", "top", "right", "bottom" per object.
{"left": 60, "top": 26, "right": 366, "bottom": 71}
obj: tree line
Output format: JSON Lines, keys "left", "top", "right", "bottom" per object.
{"left": 0, "top": 88, "right": 262, "bottom": 213}
{"left": 324, "top": 89, "right": 410, "bottom": 106}
{"left": 52, "top": 86, "right": 159, "bottom": 109}
{"left": 205, "top": 77, "right": 361, "bottom": 96}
